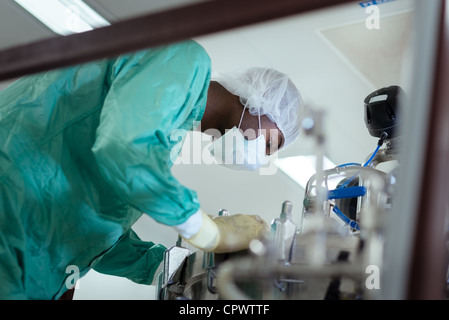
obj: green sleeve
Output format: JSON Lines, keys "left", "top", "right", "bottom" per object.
{"left": 92, "top": 40, "right": 211, "bottom": 226}
{"left": 93, "top": 229, "right": 166, "bottom": 285}
{"left": 0, "top": 234, "right": 27, "bottom": 299}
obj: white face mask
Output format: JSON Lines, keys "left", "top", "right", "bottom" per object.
{"left": 208, "top": 108, "right": 267, "bottom": 171}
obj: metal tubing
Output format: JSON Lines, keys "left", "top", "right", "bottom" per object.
{"left": 217, "top": 257, "right": 363, "bottom": 300}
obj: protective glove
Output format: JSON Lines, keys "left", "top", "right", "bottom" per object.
{"left": 182, "top": 210, "right": 269, "bottom": 253}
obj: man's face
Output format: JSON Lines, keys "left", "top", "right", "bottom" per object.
{"left": 238, "top": 110, "right": 284, "bottom": 156}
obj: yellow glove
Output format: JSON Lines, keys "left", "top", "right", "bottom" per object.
{"left": 183, "top": 210, "right": 269, "bottom": 253}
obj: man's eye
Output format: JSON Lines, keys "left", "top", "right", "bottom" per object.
{"left": 266, "top": 142, "right": 272, "bottom": 155}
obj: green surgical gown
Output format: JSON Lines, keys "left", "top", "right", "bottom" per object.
{"left": 0, "top": 40, "right": 211, "bottom": 299}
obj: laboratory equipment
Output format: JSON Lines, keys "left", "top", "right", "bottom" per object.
{"left": 151, "top": 85, "right": 419, "bottom": 300}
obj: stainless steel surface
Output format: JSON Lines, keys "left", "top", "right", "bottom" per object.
{"left": 369, "top": 139, "right": 400, "bottom": 169}
{"left": 155, "top": 245, "right": 190, "bottom": 300}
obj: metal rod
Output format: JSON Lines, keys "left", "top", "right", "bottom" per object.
{"left": 406, "top": 0, "right": 449, "bottom": 300}
{"left": 0, "top": 0, "right": 356, "bottom": 81}
{"left": 217, "top": 257, "right": 363, "bottom": 300}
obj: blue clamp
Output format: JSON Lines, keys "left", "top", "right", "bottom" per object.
{"left": 328, "top": 186, "right": 367, "bottom": 200}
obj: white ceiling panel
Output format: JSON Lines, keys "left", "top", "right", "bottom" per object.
{"left": 319, "top": 10, "right": 413, "bottom": 90}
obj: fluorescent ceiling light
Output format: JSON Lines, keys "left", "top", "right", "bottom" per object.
{"left": 274, "top": 155, "right": 337, "bottom": 189}
{"left": 15, "top": 0, "right": 110, "bottom": 35}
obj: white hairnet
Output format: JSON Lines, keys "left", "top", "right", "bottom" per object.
{"left": 213, "top": 67, "right": 304, "bottom": 149}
